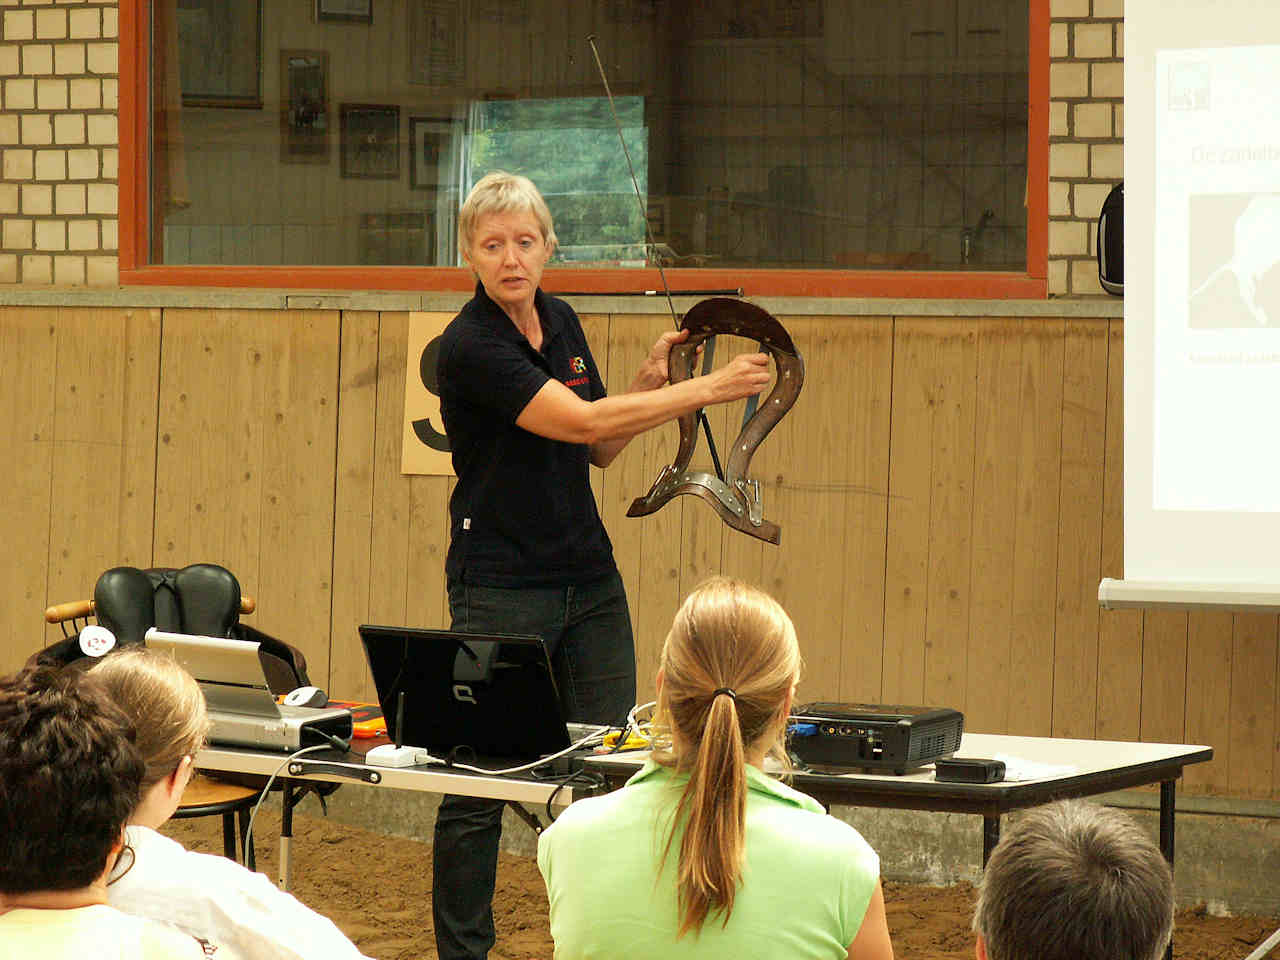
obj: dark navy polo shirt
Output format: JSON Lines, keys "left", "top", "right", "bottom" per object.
{"left": 437, "top": 283, "right": 616, "bottom": 587}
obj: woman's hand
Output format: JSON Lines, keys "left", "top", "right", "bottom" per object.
{"left": 705, "top": 352, "right": 771, "bottom": 404}
{"left": 632, "top": 329, "right": 691, "bottom": 391}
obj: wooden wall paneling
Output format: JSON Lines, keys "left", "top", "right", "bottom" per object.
{"left": 1137, "top": 609, "right": 1188, "bottom": 745}
{"left": 0, "top": 310, "right": 58, "bottom": 671}
{"left": 250, "top": 311, "right": 341, "bottom": 681}
{"left": 1005, "top": 320, "right": 1064, "bottom": 737}
{"left": 1227, "top": 613, "right": 1278, "bottom": 798}
{"left": 153, "top": 309, "right": 266, "bottom": 588}
{"left": 1183, "top": 610, "right": 1235, "bottom": 794}
{"left": 626, "top": 317, "right": 695, "bottom": 701}
{"left": 329, "top": 311, "right": 381, "bottom": 700}
{"left": 836, "top": 316, "right": 893, "bottom": 704}
{"left": 921, "top": 320, "right": 978, "bottom": 712}
{"left": 753, "top": 320, "right": 828, "bottom": 704}
{"left": 773, "top": 319, "right": 852, "bottom": 703}
{"left": 403, "top": 474, "right": 450, "bottom": 632}
{"left": 1096, "top": 320, "right": 1144, "bottom": 741}
{"left": 882, "top": 318, "right": 938, "bottom": 705}
{"left": 965, "top": 319, "right": 1024, "bottom": 733}
{"left": 46, "top": 309, "right": 161, "bottom": 626}
{"left": 366, "top": 313, "right": 416, "bottom": 630}
{"left": 1049, "top": 319, "right": 1108, "bottom": 739}
{"left": 595, "top": 313, "right": 651, "bottom": 657}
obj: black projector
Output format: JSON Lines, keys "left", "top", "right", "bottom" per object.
{"left": 788, "top": 702, "right": 964, "bottom": 775}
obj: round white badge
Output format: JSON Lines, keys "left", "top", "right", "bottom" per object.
{"left": 79, "top": 624, "right": 117, "bottom": 658}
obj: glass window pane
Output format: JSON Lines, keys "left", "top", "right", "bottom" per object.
{"left": 151, "top": 0, "right": 1028, "bottom": 272}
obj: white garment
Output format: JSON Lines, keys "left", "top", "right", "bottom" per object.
{"left": 109, "top": 824, "right": 372, "bottom": 960}
{"left": 0, "top": 904, "right": 207, "bottom": 958}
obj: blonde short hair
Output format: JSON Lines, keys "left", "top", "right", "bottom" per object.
{"left": 457, "top": 171, "right": 558, "bottom": 258}
{"left": 90, "top": 647, "right": 210, "bottom": 792}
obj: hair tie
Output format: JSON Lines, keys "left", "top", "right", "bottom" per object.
{"left": 712, "top": 687, "right": 737, "bottom": 702}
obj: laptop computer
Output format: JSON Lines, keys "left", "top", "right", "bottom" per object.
{"left": 358, "top": 624, "right": 584, "bottom": 763}
{"left": 144, "top": 628, "right": 353, "bottom": 751}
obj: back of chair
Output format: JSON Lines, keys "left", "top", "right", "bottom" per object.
{"left": 36, "top": 563, "right": 309, "bottom": 694}
{"left": 94, "top": 564, "right": 241, "bottom": 647}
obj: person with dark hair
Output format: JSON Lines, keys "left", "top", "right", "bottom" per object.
{"left": 537, "top": 577, "right": 894, "bottom": 960}
{"left": 435, "top": 171, "right": 771, "bottom": 960}
{"left": 0, "top": 668, "right": 206, "bottom": 957}
{"left": 972, "top": 800, "right": 1175, "bottom": 960}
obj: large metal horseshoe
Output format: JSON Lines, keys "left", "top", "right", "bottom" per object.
{"left": 626, "top": 298, "right": 804, "bottom": 544}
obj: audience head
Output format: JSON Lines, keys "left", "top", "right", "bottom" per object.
{"left": 0, "top": 668, "right": 144, "bottom": 894}
{"left": 457, "top": 170, "right": 558, "bottom": 257}
{"left": 973, "top": 800, "right": 1175, "bottom": 960}
{"left": 89, "top": 647, "right": 209, "bottom": 795}
{"left": 654, "top": 577, "right": 802, "bottom": 936}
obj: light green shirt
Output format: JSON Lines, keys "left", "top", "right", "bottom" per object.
{"left": 538, "top": 758, "right": 880, "bottom": 960}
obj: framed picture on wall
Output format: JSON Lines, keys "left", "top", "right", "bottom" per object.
{"left": 409, "top": 117, "right": 455, "bottom": 190}
{"left": 176, "top": 0, "right": 262, "bottom": 108}
{"left": 316, "top": 0, "right": 372, "bottom": 24}
{"left": 408, "top": 1, "right": 464, "bottom": 87}
{"left": 340, "top": 104, "right": 400, "bottom": 180}
{"left": 280, "top": 50, "right": 329, "bottom": 163}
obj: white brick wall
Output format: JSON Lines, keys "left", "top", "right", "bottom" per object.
{"left": 0, "top": 0, "right": 117, "bottom": 286}
{"left": 1049, "top": 0, "right": 1124, "bottom": 295}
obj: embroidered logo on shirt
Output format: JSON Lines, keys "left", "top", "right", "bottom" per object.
{"left": 570, "top": 356, "right": 587, "bottom": 373}
{"left": 563, "top": 375, "right": 589, "bottom": 387}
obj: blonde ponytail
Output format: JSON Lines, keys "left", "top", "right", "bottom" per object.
{"left": 654, "top": 578, "right": 800, "bottom": 937}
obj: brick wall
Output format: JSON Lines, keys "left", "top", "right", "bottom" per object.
{"left": 0, "top": 0, "right": 118, "bottom": 286}
{"left": 1049, "top": 0, "right": 1124, "bottom": 295}
{"left": 0, "top": 2, "right": 1124, "bottom": 294}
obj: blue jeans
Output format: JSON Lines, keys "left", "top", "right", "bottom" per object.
{"left": 432, "top": 570, "right": 636, "bottom": 960}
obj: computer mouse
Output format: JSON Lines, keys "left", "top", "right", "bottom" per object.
{"left": 283, "top": 685, "right": 328, "bottom": 708}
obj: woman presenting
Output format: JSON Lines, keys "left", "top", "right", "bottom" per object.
{"left": 434, "top": 171, "right": 770, "bottom": 960}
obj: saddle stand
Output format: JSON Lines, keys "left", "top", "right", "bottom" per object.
{"left": 626, "top": 298, "right": 804, "bottom": 544}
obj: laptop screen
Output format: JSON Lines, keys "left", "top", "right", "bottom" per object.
{"left": 357, "top": 625, "right": 570, "bottom": 762}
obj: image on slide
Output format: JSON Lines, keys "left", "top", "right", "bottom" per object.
{"left": 1187, "top": 192, "right": 1280, "bottom": 329}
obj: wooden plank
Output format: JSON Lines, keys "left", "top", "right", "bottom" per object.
{"left": 250, "top": 311, "right": 341, "bottom": 683}
{"left": 836, "top": 316, "right": 893, "bottom": 704}
{"left": 368, "top": 313, "right": 414, "bottom": 631}
{"left": 1138, "top": 609, "right": 1188, "bottom": 745}
{"left": 329, "top": 311, "right": 380, "bottom": 701}
{"left": 1006, "top": 319, "right": 1064, "bottom": 737}
{"left": 1227, "top": 613, "right": 1278, "bottom": 798}
{"left": 1183, "top": 611, "right": 1234, "bottom": 794}
{"left": 1096, "top": 320, "right": 1143, "bottom": 741}
{"left": 153, "top": 308, "right": 265, "bottom": 584}
{"left": 965, "top": 319, "right": 1022, "bottom": 733}
{"left": 882, "top": 318, "right": 936, "bottom": 705}
{"left": 762, "top": 319, "right": 849, "bottom": 705}
{"left": 1050, "top": 319, "right": 1108, "bottom": 739}
{"left": 0, "top": 309, "right": 58, "bottom": 670}
{"left": 47, "top": 308, "right": 161, "bottom": 623}
{"left": 922, "top": 320, "right": 977, "bottom": 713}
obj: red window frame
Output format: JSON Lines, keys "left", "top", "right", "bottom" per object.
{"left": 119, "top": 1, "right": 1048, "bottom": 298}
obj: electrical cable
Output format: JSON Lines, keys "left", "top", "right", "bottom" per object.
{"left": 242, "top": 743, "right": 331, "bottom": 860}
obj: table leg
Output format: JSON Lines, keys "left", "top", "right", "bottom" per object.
{"left": 221, "top": 811, "right": 235, "bottom": 860}
{"left": 237, "top": 805, "right": 256, "bottom": 870}
{"left": 280, "top": 780, "right": 296, "bottom": 891}
{"left": 1160, "top": 779, "right": 1175, "bottom": 960}
{"left": 982, "top": 816, "right": 1000, "bottom": 866}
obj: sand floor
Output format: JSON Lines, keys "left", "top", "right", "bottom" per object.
{"left": 164, "top": 810, "right": 1279, "bottom": 959}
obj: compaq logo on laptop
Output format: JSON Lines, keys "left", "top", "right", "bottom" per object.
{"left": 452, "top": 683, "right": 477, "bottom": 704}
